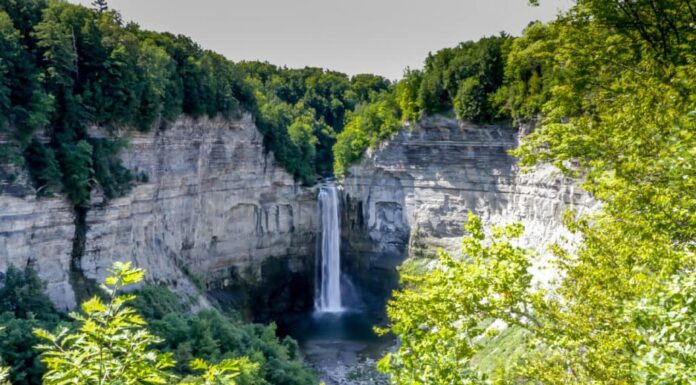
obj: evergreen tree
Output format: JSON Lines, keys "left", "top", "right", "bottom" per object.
{"left": 91, "top": 0, "right": 107, "bottom": 13}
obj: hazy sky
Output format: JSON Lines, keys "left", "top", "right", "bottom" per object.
{"left": 70, "top": 0, "right": 571, "bottom": 80}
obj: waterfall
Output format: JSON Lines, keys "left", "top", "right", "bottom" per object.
{"left": 315, "top": 183, "right": 343, "bottom": 312}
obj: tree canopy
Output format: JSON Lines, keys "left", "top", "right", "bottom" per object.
{"left": 379, "top": 0, "right": 696, "bottom": 384}
{"left": 0, "top": 262, "right": 317, "bottom": 385}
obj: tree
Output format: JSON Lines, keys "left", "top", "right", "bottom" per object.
{"left": 630, "top": 273, "right": 696, "bottom": 385}
{"left": 381, "top": 0, "right": 696, "bottom": 383}
{"left": 377, "top": 214, "right": 538, "bottom": 385}
{"left": 287, "top": 112, "right": 319, "bottom": 184}
{"left": 91, "top": 0, "right": 107, "bottom": 13}
{"left": 333, "top": 92, "right": 400, "bottom": 176}
{"left": 0, "top": 267, "right": 62, "bottom": 385}
{"left": 394, "top": 69, "right": 422, "bottom": 123}
{"left": 34, "top": 262, "right": 259, "bottom": 385}
{"left": 0, "top": 334, "right": 10, "bottom": 385}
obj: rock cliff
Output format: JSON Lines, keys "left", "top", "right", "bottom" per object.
{"left": 0, "top": 115, "right": 317, "bottom": 312}
{"left": 341, "top": 116, "right": 597, "bottom": 309}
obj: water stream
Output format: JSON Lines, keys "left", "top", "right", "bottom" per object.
{"left": 316, "top": 184, "right": 343, "bottom": 312}
{"left": 280, "top": 182, "right": 392, "bottom": 384}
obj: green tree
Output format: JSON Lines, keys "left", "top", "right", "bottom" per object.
{"left": 381, "top": 0, "right": 696, "bottom": 384}
{"left": 333, "top": 93, "right": 401, "bottom": 176}
{"left": 630, "top": 273, "right": 696, "bottom": 385}
{"left": 0, "top": 10, "right": 51, "bottom": 164}
{"left": 453, "top": 77, "right": 485, "bottom": 121}
{"left": 287, "top": 112, "right": 319, "bottom": 184}
{"left": 378, "top": 214, "right": 537, "bottom": 385}
{"left": 58, "top": 140, "right": 93, "bottom": 207}
{"left": 35, "top": 262, "right": 258, "bottom": 385}
{"left": 0, "top": 267, "right": 62, "bottom": 385}
{"left": 24, "top": 139, "right": 62, "bottom": 196}
{"left": 91, "top": 0, "right": 107, "bottom": 13}
{"left": 0, "top": 330, "right": 10, "bottom": 385}
{"left": 394, "top": 69, "right": 422, "bottom": 123}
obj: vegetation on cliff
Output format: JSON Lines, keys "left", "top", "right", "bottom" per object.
{"left": 379, "top": 0, "right": 696, "bottom": 384}
{"left": 0, "top": 0, "right": 254, "bottom": 205}
{"left": 238, "top": 62, "right": 389, "bottom": 183}
{"left": 0, "top": 0, "right": 390, "bottom": 201}
{"left": 0, "top": 265, "right": 317, "bottom": 385}
{"left": 333, "top": 35, "right": 511, "bottom": 175}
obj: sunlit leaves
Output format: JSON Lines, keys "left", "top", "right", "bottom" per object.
{"left": 333, "top": 92, "right": 401, "bottom": 176}
{"left": 383, "top": 1, "right": 696, "bottom": 384}
{"left": 378, "top": 213, "right": 539, "bottom": 384}
{"left": 0, "top": 328, "right": 9, "bottom": 385}
{"left": 33, "top": 262, "right": 251, "bottom": 385}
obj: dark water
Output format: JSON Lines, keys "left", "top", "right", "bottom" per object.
{"left": 280, "top": 310, "right": 393, "bottom": 384}
{"left": 287, "top": 310, "right": 382, "bottom": 343}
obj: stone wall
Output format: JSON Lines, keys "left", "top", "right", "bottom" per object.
{"left": 0, "top": 114, "right": 318, "bottom": 312}
{"left": 341, "top": 116, "right": 598, "bottom": 308}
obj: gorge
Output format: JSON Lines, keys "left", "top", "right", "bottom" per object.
{"left": 2, "top": 1, "right": 691, "bottom": 384}
{"left": 0, "top": 116, "right": 593, "bottom": 316}
{"left": 1, "top": 113, "right": 594, "bottom": 384}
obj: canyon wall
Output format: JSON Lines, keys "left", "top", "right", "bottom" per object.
{"left": 341, "top": 116, "right": 598, "bottom": 308}
{"left": 0, "top": 115, "right": 317, "bottom": 312}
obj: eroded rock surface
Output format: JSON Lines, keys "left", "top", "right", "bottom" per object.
{"left": 341, "top": 116, "right": 598, "bottom": 306}
{"left": 0, "top": 115, "right": 317, "bottom": 312}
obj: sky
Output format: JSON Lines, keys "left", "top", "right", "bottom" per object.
{"left": 70, "top": 0, "right": 572, "bottom": 80}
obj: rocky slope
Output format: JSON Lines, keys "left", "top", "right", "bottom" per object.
{"left": 341, "top": 116, "right": 598, "bottom": 308}
{"left": 0, "top": 115, "right": 317, "bottom": 312}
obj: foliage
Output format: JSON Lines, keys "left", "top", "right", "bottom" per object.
{"left": 0, "top": 265, "right": 317, "bottom": 385}
{"left": 0, "top": 266, "right": 62, "bottom": 385}
{"left": 380, "top": 1, "right": 696, "bottom": 384}
{"left": 0, "top": 314, "right": 53, "bottom": 385}
{"left": 333, "top": 93, "right": 401, "bottom": 176}
{"left": 377, "top": 214, "right": 538, "bottom": 384}
{"left": 630, "top": 272, "right": 696, "bottom": 385}
{"left": 0, "top": 362, "right": 8, "bottom": 385}
{"left": 0, "top": 0, "right": 257, "bottom": 202}
{"left": 129, "top": 283, "right": 318, "bottom": 385}
{"left": 393, "top": 69, "right": 422, "bottom": 123}
{"left": 332, "top": 35, "right": 510, "bottom": 175}
{"left": 0, "top": 328, "right": 9, "bottom": 385}
{"left": 90, "top": 138, "right": 133, "bottom": 199}
{"left": 239, "top": 61, "right": 390, "bottom": 181}
{"left": 127, "top": 285, "right": 316, "bottom": 385}
{"left": 0, "top": 7, "right": 52, "bottom": 165}
{"left": 34, "top": 262, "right": 260, "bottom": 385}
{"left": 418, "top": 35, "right": 509, "bottom": 121}
{"left": 0, "top": 266, "right": 59, "bottom": 322}
{"left": 23, "top": 139, "right": 62, "bottom": 196}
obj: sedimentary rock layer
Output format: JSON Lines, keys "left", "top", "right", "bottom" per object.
{"left": 0, "top": 115, "right": 317, "bottom": 311}
{"left": 341, "top": 116, "right": 597, "bottom": 305}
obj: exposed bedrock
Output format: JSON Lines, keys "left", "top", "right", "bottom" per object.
{"left": 341, "top": 116, "right": 598, "bottom": 310}
{"left": 0, "top": 114, "right": 318, "bottom": 313}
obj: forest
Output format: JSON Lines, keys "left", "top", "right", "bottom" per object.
{"left": 1, "top": 0, "right": 695, "bottom": 384}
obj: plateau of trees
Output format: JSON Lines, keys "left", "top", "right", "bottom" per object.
{"left": 378, "top": 0, "right": 696, "bottom": 384}
{"left": 333, "top": 35, "right": 511, "bottom": 175}
{"left": 0, "top": 0, "right": 257, "bottom": 206}
{"left": 0, "top": 0, "right": 390, "bottom": 201}
{"left": 238, "top": 62, "right": 390, "bottom": 183}
{"left": 0, "top": 264, "right": 317, "bottom": 385}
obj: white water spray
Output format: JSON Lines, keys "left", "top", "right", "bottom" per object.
{"left": 315, "top": 183, "right": 343, "bottom": 312}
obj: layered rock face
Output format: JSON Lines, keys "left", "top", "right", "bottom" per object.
{"left": 0, "top": 115, "right": 317, "bottom": 312}
{"left": 0, "top": 188, "right": 76, "bottom": 310}
{"left": 341, "top": 116, "right": 597, "bottom": 307}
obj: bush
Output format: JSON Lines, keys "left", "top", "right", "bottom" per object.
{"left": 0, "top": 266, "right": 62, "bottom": 385}
{"left": 131, "top": 285, "right": 318, "bottom": 385}
{"left": 333, "top": 93, "right": 401, "bottom": 176}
